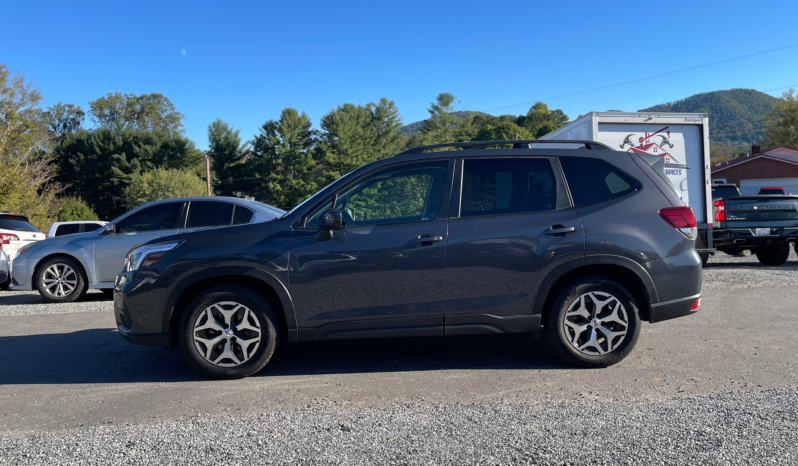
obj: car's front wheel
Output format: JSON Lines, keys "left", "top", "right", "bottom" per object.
{"left": 179, "top": 285, "right": 279, "bottom": 379}
{"left": 36, "top": 257, "right": 88, "bottom": 303}
{"left": 546, "top": 276, "right": 641, "bottom": 368}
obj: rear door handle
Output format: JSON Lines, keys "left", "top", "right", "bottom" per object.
{"left": 410, "top": 234, "right": 443, "bottom": 245}
{"left": 543, "top": 225, "right": 575, "bottom": 235}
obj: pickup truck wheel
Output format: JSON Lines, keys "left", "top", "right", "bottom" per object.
{"left": 35, "top": 257, "right": 88, "bottom": 303}
{"left": 179, "top": 285, "right": 279, "bottom": 379}
{"left": 545, "top": 276, "right": 641, "bottom": 368}
{"left": 755, "top": 243, "right": 790, "bottom": 266}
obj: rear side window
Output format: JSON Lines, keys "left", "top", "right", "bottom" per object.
{"left": 460, "top": 158, "right": 557, "bottom": 217}
{"left": 187, "top": 201, "right": 234, "bottom": 228}
{"left": 232, "top": 206, "right": 254, "bottom": 225}
{"left": 560, "top": 157, "right": 638, "bottom": 206}
{"left": 83, "top": 223, "right": 103, "bottom": 232}
{"left": 55, "top": 224, "right": 81, "bottom": 236}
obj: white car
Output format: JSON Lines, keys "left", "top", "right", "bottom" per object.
{"left": 0, "top": 249, "right": 9, "bottom": 290}
{"left": 0, "top": 212, "right": 45, "bottom": 280}
{"left": 47, "top": 221, "right": 108, "bottom": 238}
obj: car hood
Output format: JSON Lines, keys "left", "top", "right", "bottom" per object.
{"left": 24, "top": 231, "right": 98, "bottom": 258}
{"left": 140, "top": 215, "right": 297, "bottom": 248}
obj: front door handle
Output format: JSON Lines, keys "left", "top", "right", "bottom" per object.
{"left": 410, "top": 234, "right": 443, "bottom": 245}
{"left": 543, "top": 225, "right": 575, "bottom": 236}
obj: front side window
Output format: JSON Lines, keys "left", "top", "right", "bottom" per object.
{"left": 560, "top": 157, "right": 638, "bottom": 206}
{"left": 117, "top": 203, "right": 182, "bottom": 233}
{"left": 460, "top": 158, "right": 557, "bottom": 217}
{"left": 187, "top": 201, "right": 234, "bottom": 228}
{"left": 83, "top": 223, "right": 103, "bottom": 233}
{"left": 307, "top": 161, "right": 448, "bottom": 228}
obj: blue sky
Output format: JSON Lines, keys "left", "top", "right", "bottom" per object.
{"left": 3, "top": 0, "right": 797, "bottom": 149}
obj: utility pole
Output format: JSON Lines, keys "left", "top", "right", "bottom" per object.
{"left": 204, "top": 153, "right": 211, "bottom": 196}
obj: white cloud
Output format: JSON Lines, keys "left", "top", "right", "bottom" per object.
{"left": 180, "top": 49, "right": 187, "bottom": 56}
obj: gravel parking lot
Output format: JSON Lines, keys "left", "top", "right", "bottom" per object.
{"left": 1, "top": 251, "right": 797, "bottom": 465}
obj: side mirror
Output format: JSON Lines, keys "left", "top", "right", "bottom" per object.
{"left": 102, "top": 223, "right": 117, "bottom": 235}
{"left": 315, "top": 209, "right": 342, "bottom": 241}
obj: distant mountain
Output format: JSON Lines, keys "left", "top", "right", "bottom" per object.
{"left": 399, "top": 111, "right": 492, "bottom": 135}
{"left": 638, "top": 89, "right": 780, "bottom": 147}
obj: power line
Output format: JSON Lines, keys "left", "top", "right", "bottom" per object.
{"left": 764, "top": 84, "right": 798, "bottom": 93}
{"left": 488, "top": 44, "right": 798, "bottom": 112}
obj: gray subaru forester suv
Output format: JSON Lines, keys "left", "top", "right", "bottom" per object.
{"left": 114, "top": 140, "right": 703, "bottom": 379}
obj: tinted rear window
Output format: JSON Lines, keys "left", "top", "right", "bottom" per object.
{"left": 55, "top": 224, "right": 81, "bottom": 236}
{"left": 187, "top": 201, "right": 234, "bottom": 228}
{"left": 712, "top": 186, "right": 740, "bottom": 199}
{"left": 232, "top": 206, "right": 254, "bottom": 225}
{"left": 460, "top": 158, "right": 557, "bottom": 217}
{"left": 560, "top": 157, "right": 638, "bottom": 206}
{"left": 0, "top": 219, "right": 37, "bottom": 232}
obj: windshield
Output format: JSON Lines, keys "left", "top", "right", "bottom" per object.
{"left": 0, "top": 218, "right": 38, "bottom": 232}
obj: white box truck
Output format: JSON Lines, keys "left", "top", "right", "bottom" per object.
{"left": 538, "top": 112, "right": 714, "bottom": 252}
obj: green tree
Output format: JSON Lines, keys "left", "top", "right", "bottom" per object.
{"left": 246, "top": 108, "right": 318, "bottom": 209}
{"left": 44, "top": 103, "right": 85, "bottom": 139}
{"left": 89, "top": 92, "right": 184, "bottom": 134}
{"left": 474, "top": 117, "right": 536, "bottom": 143}
{"left": 124, "top": 168, "right": 207, "bottom": 210}
{"left": 208, "top": 119, "right": 248, "bottom": 196}
{"left": 520, "top": 102, "right": 569, "bottom": 138}
{"left": 0, "top": 62, "right": 62, "bottom": 231}
{"left": 764, "top": 88, "right": 798, "bottom": 149}
{"left": 317, "top": 97, "right": 404, "bottom": 181}
{"left": 56, "top": 128, "right": 204, "bottom": 219}
{"left": 55, "top": 197, "right": 99, "bottom": 222}
{"left": 421, "top": 93, "right": 458, "bottom": 144}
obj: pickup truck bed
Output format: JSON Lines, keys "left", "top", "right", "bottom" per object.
{"left": 713, "top": 195, "right": 798, "bottom": 265}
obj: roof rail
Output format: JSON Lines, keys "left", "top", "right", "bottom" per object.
{"left": 397, "top": 139, "right": 613, "bottom": 155}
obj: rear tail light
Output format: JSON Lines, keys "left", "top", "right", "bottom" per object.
{"left": 690, "top": 299, "right": 700, "bottom": 311}
{"left": 1, "top": 234, "right": 20, "bottom": 245}
{"left": 659, "top": 206, "right": 697, "bottom": 240}
{"left": 713, "top": 200, "right": 725, "bottom": 222}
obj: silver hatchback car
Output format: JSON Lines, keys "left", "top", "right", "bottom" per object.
{"left": 11, "top": 197, "right": 284, "bottom": 302}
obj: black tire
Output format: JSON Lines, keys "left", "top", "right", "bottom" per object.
{"left": 755, "top": 243, "right": 790, "bottom": 266}
{"left": 545, "top": 276, "right": 641, "bottom": 368}
{"left": 0, "top": 280, "right": 9, "bottom": 291}
{"left": 35, "top": 257, "right": 88, "bottom": 303}
{"left": 179, "top": 285, "right": 279, "bottom": 379}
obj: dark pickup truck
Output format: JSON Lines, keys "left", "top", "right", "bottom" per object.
{"left": 712, "top": 185, "right": 798, "bottom": 265}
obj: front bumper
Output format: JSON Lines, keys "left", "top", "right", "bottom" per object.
{"left": 8, "top": 254, "right": 35, "bottom": 291}
{"left": 114, "top": 272, "right": 172, "bottom": 348}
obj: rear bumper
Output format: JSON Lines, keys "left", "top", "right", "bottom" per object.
{"left": 649, "top": 294, "right": 700, "bottom": 323}
{"left": 713, "top": 227, "right": 798, "bottom": 249}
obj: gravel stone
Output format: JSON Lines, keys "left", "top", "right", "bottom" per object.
{"left": 1, "top": 390, "right": 796, "bottom": 465}
{"left": 0, "top": 290, "right": 110, "bottom": 317}
{"left": 703, "top": 250, "right": 798, "bottom": 290}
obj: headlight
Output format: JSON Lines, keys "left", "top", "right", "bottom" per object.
{"left": 125, "top": 241, "right": 182, "bottom": 272}
{"left": 17, "top": 243, "right": 35, "bottom": 257}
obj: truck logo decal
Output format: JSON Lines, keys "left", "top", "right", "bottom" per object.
{"left": 619, "top": 126, "right": 680, "bottom": 163}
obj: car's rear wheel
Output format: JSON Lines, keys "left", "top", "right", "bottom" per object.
{"left": 755, "top": 243, "right": 790, "bottom": 266}
{"left": 545, "top": 276, "right": 641, "bottom": 368}
{"left": 179, "top": 285, "right": 279, "bottom": 379}
{"left": 35, "top": 257, "right": 88, "bottom": 303}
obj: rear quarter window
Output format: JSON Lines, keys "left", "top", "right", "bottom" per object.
{"left": 560, "top": 157, "right": 638, "bottom": 206}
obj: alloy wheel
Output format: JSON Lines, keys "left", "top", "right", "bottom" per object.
{"left": 193, "top": 301, "right": 262, "bottom": 367}
{"left": 42, "top": 264, "right": 78, "bottom": 298}
{"left": 563, "top": 291, "right": 628, "bottom": 355}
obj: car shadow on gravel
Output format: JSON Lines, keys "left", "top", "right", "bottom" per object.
{"left": 0, "top": 330, "right": 568, "bottom": 385}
